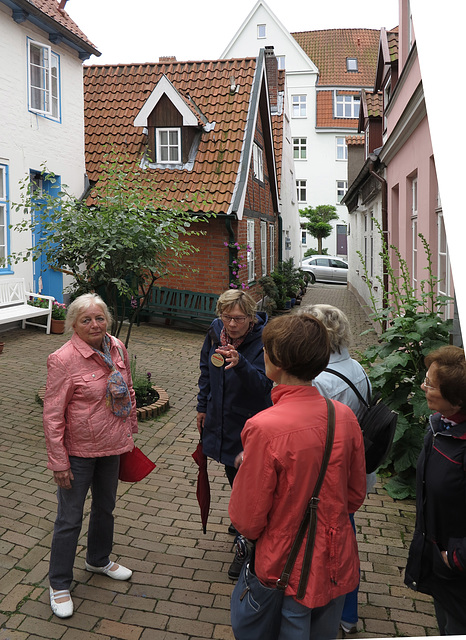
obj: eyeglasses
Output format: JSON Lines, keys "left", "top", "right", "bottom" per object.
{"left": 422, "top": 376, "right": 439, "bottom": 390}
{"left": 221, "top": 314, "right": 248, "bottom": 325}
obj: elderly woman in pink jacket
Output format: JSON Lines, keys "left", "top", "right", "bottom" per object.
{"left": 43, "top": 293, "right": 137, "bottom": 619}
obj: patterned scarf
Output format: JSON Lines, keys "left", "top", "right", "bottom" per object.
{"left": 220, "top": 322, "right": 254, "bottom": 350}
{"left": 92, "top": 335, "right": 132, "bottom": 418}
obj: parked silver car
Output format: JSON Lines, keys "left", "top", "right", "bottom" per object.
{"left": 300, "top": 255, "right": 348, "bottom": 284}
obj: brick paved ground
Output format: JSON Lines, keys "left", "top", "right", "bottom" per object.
{"left": 0, "top": 284, "right": 438, "bottom": 639}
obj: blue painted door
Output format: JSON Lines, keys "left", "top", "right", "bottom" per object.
{"left": 31, "top": 170, "right": 63, "bottom": 302}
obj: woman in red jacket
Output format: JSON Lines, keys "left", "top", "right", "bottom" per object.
{"left": 229, "top": 314, "right": 366, "bottom": 639}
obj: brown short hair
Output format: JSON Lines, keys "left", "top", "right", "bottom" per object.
{"left": 216, "top": 289, "right": 257, "bottom": 322}
{"left": 262, "top": 314, "right": 330, "bottom": 381}
{"left": 425, "top": 345, "right": 466, "bottom": 411}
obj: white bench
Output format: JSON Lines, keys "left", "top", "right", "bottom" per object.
{"left": 0, "top": 278, "right": 54, "bottom": 334}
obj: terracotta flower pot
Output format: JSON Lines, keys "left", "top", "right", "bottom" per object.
{"left": 51, "top": 319, "right": 65, "bottom": 334}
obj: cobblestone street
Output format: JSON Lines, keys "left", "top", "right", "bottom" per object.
{"left": 0, "top": 284, "right": 438, "bottom": 639}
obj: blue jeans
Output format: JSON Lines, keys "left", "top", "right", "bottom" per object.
{"left": 278, "top": 594, "right": 345, "bottom": 640}
{"left": 341, "top": 513, "right": 359, "bottom": 625}
{"left": 49, "top": 455, "right": 119, "bottom": 590}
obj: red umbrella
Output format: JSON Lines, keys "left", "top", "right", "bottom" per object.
{"left": 192, "top": 439, "right": 211, "bottom": 534}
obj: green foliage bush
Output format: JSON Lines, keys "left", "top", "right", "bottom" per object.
{"left": 359, "top": 222, "right": 452, "bottom": 499}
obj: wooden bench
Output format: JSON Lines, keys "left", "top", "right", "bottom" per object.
{"left": 0, "top": 278, "right": 54, "bottom": 334}
{"left": 144, "top": 287, "right": 219, "bottom": 329}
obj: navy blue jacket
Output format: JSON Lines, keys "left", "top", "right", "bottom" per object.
{"left": 196, "top": 312, "right": 273, "bottom": 467}
{"left": 405, "top": 412, "right": 466, "bottom": 624}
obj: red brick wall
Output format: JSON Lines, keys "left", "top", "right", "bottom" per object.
{"left": 156, "top": 111, "right": 279, "bottom": 302}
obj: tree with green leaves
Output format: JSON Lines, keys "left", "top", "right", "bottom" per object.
{"left": 299, "top": 204, "right": 339, "bottom": 254}
{"left": 7, "top": 151, "right": 211, "bottom": 347}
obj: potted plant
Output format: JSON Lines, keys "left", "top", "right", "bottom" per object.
{"left": 51, "top": 301, "right": 67, "bottom": 334}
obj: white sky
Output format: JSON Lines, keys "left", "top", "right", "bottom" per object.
{"left": 65, "top": 0, "right": 399, "bottom": 66}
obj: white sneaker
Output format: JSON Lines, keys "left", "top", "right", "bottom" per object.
{"left": 85, "top": 560, "right": 132, "bottom": 580}
{"left": 50, "top": 587, "right": 73, "bottom": 618}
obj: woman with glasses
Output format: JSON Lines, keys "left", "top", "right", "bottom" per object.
{"left": 405, "top": 345, "right": 466, "bottom": 635}
{"left": 197, "top": 289, "right": 273, "bottom": 578}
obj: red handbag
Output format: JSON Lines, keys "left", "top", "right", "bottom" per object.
{"left": 119, "top": 447, "right": 156, "bottom": 482}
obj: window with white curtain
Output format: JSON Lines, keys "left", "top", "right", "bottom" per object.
{"left": 0, "top": 165, "right": 8, "bottom": 268}
{"left": 156, "top": 128, "right": 181, "bottom": 163}
{"left": 269, "top": 223, "right": 275, "bottom": 272}
{"left": 247, "top": 219, "right": 255, "bottom": 282}
{"left": 260, "top": 221, "right": 267, "bottom": 276}
{"left": 253, "top": 143, "right": 264, "bottom": 182}
{"left": 28, "top": 39, "right": 60, "bottom": 120}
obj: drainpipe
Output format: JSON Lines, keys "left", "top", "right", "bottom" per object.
{"left": 369, "top": 164, "right": 389, "bottom": 303}
{"left": 278, "top": 215, "right": 283, "bottom": 263}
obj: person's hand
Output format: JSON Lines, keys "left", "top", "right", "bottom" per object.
{"left": 234, "top": 451, "right": 244, "bottom": 469}
{"left": 197, "top": 412, "right": 206, "bottom": 434}
{"left": 441, "top": 550, "right": 450, "bottom": 567}
{"left": 53, "top": 468, "right": 74, "bottom": 490}
{"left": 216, "top": 344, "right": 240, "bottom": 370}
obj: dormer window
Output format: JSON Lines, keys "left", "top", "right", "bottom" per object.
{"left": 346, "top": 57, "right": 358, "bottom": 72}
{"left": 156, "top": 128, "right": 181, "bottom": 163}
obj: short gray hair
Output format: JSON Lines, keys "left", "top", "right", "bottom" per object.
{"left": 300, "top": 303, "right": 351, "bottom": 353}
{"left": 65, "top": 293, "right": 112, "bottom": 333}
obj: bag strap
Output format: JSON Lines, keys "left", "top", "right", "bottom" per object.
{"left": 324, "top": 367, "right": 371, "bottom": 409}
{"left": 276, "top": 397, "right": 335, "bottom": 598}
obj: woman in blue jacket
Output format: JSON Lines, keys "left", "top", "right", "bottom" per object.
{"left": 197, "top": 289, "right": 273, "bottom": 578}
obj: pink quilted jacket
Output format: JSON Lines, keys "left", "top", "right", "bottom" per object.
{"left": 43, "top": 333, "right": 138, "bottom": 471}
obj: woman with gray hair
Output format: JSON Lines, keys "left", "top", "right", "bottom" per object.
{"left": 301, "top": 303, "right": 371, "bottom": 634}
{"left": 43, "top": 293, "right": 137, "bottom": 619}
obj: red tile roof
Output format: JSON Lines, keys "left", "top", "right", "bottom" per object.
{"left": 316, "top": 90, "right": 359, "bottom": 129}
{"left": 84, "top": 58, "right": 275, "bottom": 215}
{"left": 19, "top": 0, "right": 98, "bottom": 52}
{"left": 365, "top": 91, "right": 383, "bottom": 118}
{"left": 291, "top": 29, "right": 380, "bottom": 87}
{"left": 346, "top": 134, "right": 364, "bottom": 145}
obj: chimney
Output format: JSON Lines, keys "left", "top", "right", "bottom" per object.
{"left": 159, "top": 56, "right": 177, "bottom": 63}
{"left": 264, "top": 46, "right": 278, "bottom": 110}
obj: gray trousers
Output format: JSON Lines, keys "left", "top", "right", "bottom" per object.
{"left": 49, "top": 455, "right": 119, "bottom": 590}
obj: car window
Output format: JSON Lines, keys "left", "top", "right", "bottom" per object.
{"left": 330, "top": 259, "right": 348, "bottom": 269}
{"left": 315, "top": 258, "right": 329, "bottom": 266}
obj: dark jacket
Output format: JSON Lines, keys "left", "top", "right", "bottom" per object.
{"left": 405, "top": 412, "right": 466, "bottom": 624}
{"left": 196, "top": 312, "right": 273, "bottom": 467}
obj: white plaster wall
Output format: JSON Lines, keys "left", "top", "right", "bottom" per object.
{"left": 0, "top": 3, "right": 86, "bottom": 292}
{"left": 222, "top": 3, "right": 350, "bottom": 261}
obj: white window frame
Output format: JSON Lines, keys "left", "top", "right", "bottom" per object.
{"left": 156, "top": 127, "right": 181, "bottom": 163}
{"left": 269, "top": 223, "right": 275, "bottom": 272}
{"left": 293, "top": 137, "right": 307, "bottom": 160}
{"left": 257, "top": 24, "right": 266, "bottom": 39}
{"left": 296, "top": 179, "right": 307, "bottom": 203}
{"left": 334, "top": 93, "right": 360, "bottom": 119}
{"left": 336, "top": 180, "right": 347, "bottom": 203}
{"left": 346, "top": 57, "right": 358, "bottom": 72}
{"left": 247, "top": 219, "right": 255, "bottom": 282}
{"left": 336, "top": 136, "right": 348, "bottom": 161}
{"left": 0, "top": 165, "right": 9, "bottom": 271}
{"left": 437, "top": 210, "right": 451, "bottom": 318}
{"left": 411, "top": 177, "right": 418, "bottom": 289}
{"left": 292, "top": 95, "right": 307, "bottom": 118}
{"left": 277, "top": 56, "right": 285, "bottom": 70}
{"left": 301, "top": 229, "right": 307, "bottom": 245}
{"left": 253, "top": 143, "right": 264, "bottom": 182}
{"left": 260, "top": 221, "right": 267, "bottom": 276}
{"left": 28, "top": 39, "right": 60, "bottom": 120}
